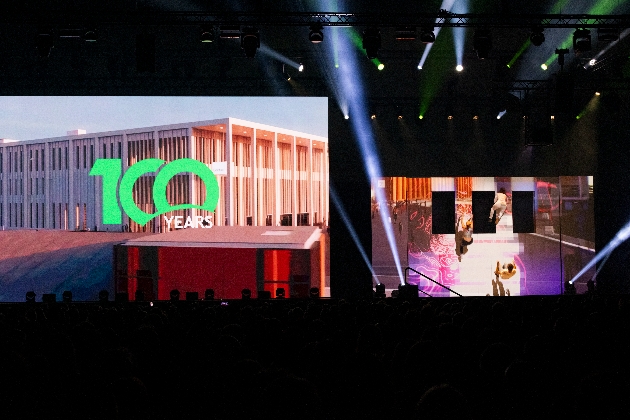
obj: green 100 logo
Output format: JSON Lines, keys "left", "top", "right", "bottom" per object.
{"left": 90, "top": 158, "right": 220, "bottom": 228}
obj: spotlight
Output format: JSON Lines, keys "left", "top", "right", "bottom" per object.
{"left": 589, "top": 59, "right": 596, "bottom": 66}
{"left": 541, "top": 63, "right": 548, "bottom": 70}
{"left": 473, "top": 115, "right": 479, "bottom": 120}
{"left": 395, "top": 27, "right": 416, "bottom": 41}
{"left": 62, "top": 290, "right": 72, "bottom": 303}
{"left": 375, "top": 283, "right": 386, "bottom": 298}
{"left": 530, "top": 27, "right": 545, "bottom": 46}
{"left": 420, "top": 26, "right": 436, "bottom": 43}
{"left": 595, "top": 91, "right": 601, "bottom": 96}
{"left": 36, "top": 31, "right": 54, "bottom": 58}
{"left": 240, "top": 27, "right": 260, "bottom": 58}
{"left": 26, "top": 291, "right": 36, "bottom": 303}
{"left": 83, "top": 29, "right": 98, "bottom": 42}
{"left": 309, "top": 287, "right": 320, "bottom": 298}
{"left": 362, "top": 27, "right": 381, "bottom": 60}
{"left": 242, "top": 288, "right": 252, "bottom": 299}
{"left": 170, "top": 289, "right": 180, "bottom": 301}
{"left": 573, "top": 29, "right": 591, "bottom": 53}
{"left": 219, "top": 25, "right": 241, "bottom": 39}
{"left": 276, "top": 288, "right": 285, "bottom": 299}
{"left": 398, "top": 115, "right": 403, "bottom": 120}
{"left": 448, "top": 115, "right": 453, "bottom": 120}
{"left": 282, "top": 64, "right": 291, "bottom": 81}
{"left": 473, "top": 29, "right": 492, "bottom": 59}
{"left": 98, "top": 290, "right": 109, "bottom": 302}
{"left": 417, "top": 65, "right": 422, "bottom": 70}
{"left": 598, "top": 28, "right": 619, "bottom": 42}
{"left": 199, "top": 27, "right": 215, "bottom": 43}
{"left": 298, "top": 63, "right": 304, "bottom": 72}
{"left": 370, "top": 114, "right": 376, "bottom": 120}
{"left": 418, "top": 115, "right": 424, "bottom": 120}
{"left": 309, "top": 23, "right": 323, "bottom": 43}
{"left": 555, "top": 48, "right": 569, "bottom": 71}
{"left": 344, "top": 114, "right": 349, "bottom": 120}
{"left": 551, "top": 115, "right": 555, "bottom": 120}
{"left": 456, "top": 64, "right": 463, "bottom": 72}
{"left": 377, "top": 63, "right": 385, "bottom": 70}
{"left": 204, "top": 288, "right": 215, "bottom": 300}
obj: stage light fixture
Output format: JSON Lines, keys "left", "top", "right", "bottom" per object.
{"left": 598, "top": 28, "right": 619, "bottom": 42}
{"left": 62, "top": 291, "right": 72, "bottom": 303}
{"left": 418, "top": 115, "right": 424, "bottom": 120}
{"left": 420, "top": 27, "right": 436, "bottom": 43}
{"left": 241, "top": 27, "right": 260, "bottom": 58}
{"left": 541, "top": 63, "right": 548, "bottom": 70}
{"left": 589, "top": 59, "right": 596, "bottom": 66}
{"left": 555, "top": 48, "right": 569, "bottom": 71}
{"left": 395, "top": 27, "right": 416, "bottom": 41}
{"left": 309, "top": 23, "right": 323, "bottom": 43}
{"left": 37, "top": 31, "right": 54, "bottom": 58}
{"left": 377, "top": 63, "right": 385, "bottom": 70}
{"left": 573, "top": 29, "right": 591, "bottom": 53}
{"left": 344, "top": 114, "right": 349, "bottom": 120}
{"left": 276, "top": 288, "right": 285, "bottom": 299}
{"left": 595, "top": 91, "right": 601, "bottom": 96}
{"left": 370, "top": 114, "right": 376, "bottom": 120}
{"left": 551, "top": 115, "right": 555, "bottom": 120}
{"left": 242, "top": 288, "right": 252, "bottom": 299}
{"left": 375, "top": 283, "right": 386, "bottom": 298}
{"left": 200, "top": 27, "right": 215, "bottom": 43}
{"left": 282, "top": 64, "right": 291, "bottom": 81}
{"left": 362, "top": 27, "right": 381, "bottom": 59}
{"left": 26, "top": 291, "right": 36, "bottom": 303}
{"left": 98, "top": 290, "right": 109, "bottom": 302}
{"left": 456, "top": 64, "right": 463, "bottom": 72}
{"left": 219, "top": 25, "right": 241, "bottom": 39}
{"left": 398, "top": 115, "right": 403, "bottom": 120}
{"left": 448, "top": 115, "right": 453, "bottom": 120}
{"left": 473, "top": 115, "right": 479, "bottom": 120}
{"left": 474, "top": 29, "right": 492, "bottom": 59}
{"left": 298, "top": 63, "right": 304, "bottom": 72}
{"left": 204, "top": 288, "right": 215, "bottom": 300}
{"left": 83, "top": 29, "right": 98, "bottom": 42}
{"left": 170, "top": 289, "right": 180, "bottom": 301}
{"left": 530, "top": 27, "right": 545, "bottom": 46}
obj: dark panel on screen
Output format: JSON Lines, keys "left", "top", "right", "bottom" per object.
{"left": 472, "top": 191, "right": 496, "bottom": 234}
{"left": 512, "top": 191, "right": 535, "bottom": 233}
{"left": 431, "top": 192, "right": 455, "bottom": 234}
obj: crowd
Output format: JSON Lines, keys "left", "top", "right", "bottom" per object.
{"left": 0, "top": 293, "right": 628, "bottom": 419}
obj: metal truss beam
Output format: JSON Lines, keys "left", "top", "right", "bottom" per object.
{"left": 3, "top": 11, "right": 630, "bottom": 28}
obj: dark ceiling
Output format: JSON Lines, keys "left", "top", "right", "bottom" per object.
{"left": 2, "top": 1, "right": 630, "bottom": 111}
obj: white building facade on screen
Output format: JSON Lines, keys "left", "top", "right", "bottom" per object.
{"left": 0, "top": 118, "right": 329, "bottom": 233}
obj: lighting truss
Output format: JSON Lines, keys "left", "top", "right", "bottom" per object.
{"left": 4, "top": 12, "right": 630, "bottom": 28}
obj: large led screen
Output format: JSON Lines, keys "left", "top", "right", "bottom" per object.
{"left": 372, "top": 176, "right": 595, "bottom": 296}
{"left": 0, "top": 97, "right": 329, "bottom": 301}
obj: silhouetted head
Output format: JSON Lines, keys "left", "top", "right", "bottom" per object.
{"left": 507, "top": 263, "right": 514, "bottom": 272}
{"left": 499, "top": 187, "right": 506, "bottom": 194}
